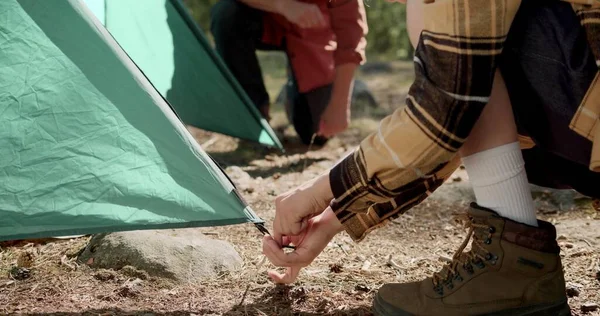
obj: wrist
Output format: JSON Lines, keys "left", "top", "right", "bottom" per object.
{"left": 322, "top": 207, "right": 345, "bottom": 236}
{"left": 315, "top": 171, "right": 334, "bottom": 203}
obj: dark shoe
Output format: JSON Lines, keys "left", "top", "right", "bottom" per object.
{"left": 373, "top": 203, "right": 571, "bottom": 316}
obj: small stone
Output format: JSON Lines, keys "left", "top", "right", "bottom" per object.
{"left": 581, "top": 303, "right": 598, "bottom": 313}
{"left": 355, "top": 284, "right": 369, "bottom": 292}
{"left": 565, "top": 283, "right": 582, "bottom": 297}
{"left": 557, "top": 235, "right": 568, "bottom": 241}
{"left": 329, "top": 263, "right": 343, "bottom": 273}
{"left": 117, "top": 278, "right": 143, "bottom": 298}
{"left": 126, "top": 278, "right": 144, "bottom": 287}
{"left": 361, "top": 260, "right": 372, "bottom": 271}
{"left": 595, "top": 270, "right": 600, "bottom": 282}
{"left": 244, "top": 187, "right": 254, "bottom": 194}
{"left": 9, "top": 267, "right": 31, "bottom": 280}
{"left": 273, "top": 173, "right": 281, "bottom": 180}
{"left": 563, "top": 242, "right": 575, "bottom": 249}
{"left": 94, "top": 269, "right": 116, "bottom": 282}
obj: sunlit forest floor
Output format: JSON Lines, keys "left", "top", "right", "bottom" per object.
{"left": 1, "top": 56, "right": 599, "bottom": 316}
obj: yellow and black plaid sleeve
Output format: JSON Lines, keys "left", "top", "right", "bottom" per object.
{"left": 329, "top": 0, "right": 522, "bottom": 241}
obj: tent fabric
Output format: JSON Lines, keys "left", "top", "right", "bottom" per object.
{"left": 0, "top": 0, "right": 263, "bottom": 242}
{"left": 84, "top": 0, "right": 283, "bottom": 149}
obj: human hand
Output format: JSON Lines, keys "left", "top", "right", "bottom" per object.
{"left": 318, "top": 99, "right": 350, "bottom": 138}
{"left": 277, "top": 0, "right": 326, "bottom": 29}
{"left": 273, "top": 172, "right": 334, "bottom": 244}
{"left": 263, "top": 207, "right": 344, "bottom": 284}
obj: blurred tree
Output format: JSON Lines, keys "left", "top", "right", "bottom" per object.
{"left": 363, "top": 0, "right": 412, "bottom": 60}
{"left": 182, "top": 0, "right": 412, "bottom": 60}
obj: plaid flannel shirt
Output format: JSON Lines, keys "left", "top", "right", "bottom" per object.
{"left": 329, "top": 0, "right": 600, "bottom": 242}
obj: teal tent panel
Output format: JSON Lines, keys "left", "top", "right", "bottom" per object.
{"left": 0, "top": 0, "right": 262, "bottom": 242}
{"left": 84, "top": 0, "right": 105, "bottom": 24}
{"left": 84, "top": 0, "right": 282, "bottom": 149}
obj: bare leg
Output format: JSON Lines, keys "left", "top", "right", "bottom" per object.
{"left": 459, "top": 71, "right": 538, "bottom": 226}
{"left": 459, "top": 70, "right": 518, "bottom": 156}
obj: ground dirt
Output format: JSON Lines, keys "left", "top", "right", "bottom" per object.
{"left": 1, "top": 61, "right": 599, "bottom": 315}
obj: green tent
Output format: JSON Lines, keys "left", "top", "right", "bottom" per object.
{"left": 0, "top": 0, "right": 264, "bottom": 242}
{"left": 83, "top": 0, "right": 282, "bottom": 149}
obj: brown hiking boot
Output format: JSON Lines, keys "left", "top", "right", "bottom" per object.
{"left": 373, "top": 203, "right": 571, "bottom": 316}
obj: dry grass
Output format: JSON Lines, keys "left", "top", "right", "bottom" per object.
{"left": 2, "top": 132, "right": 598, "bottom": 315}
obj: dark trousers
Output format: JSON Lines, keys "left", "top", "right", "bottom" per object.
{"left": 210, "top": 0, "right": 330, "bottom": 145}
{"left": 500, "top": 0, "right": 600, "bottom": 198}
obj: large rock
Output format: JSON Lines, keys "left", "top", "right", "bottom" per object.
{"left": 78, "top": 229, "right": 242, "bottom": 282}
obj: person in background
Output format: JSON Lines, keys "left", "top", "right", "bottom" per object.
{"left": 261, "top": 0, "right": 600, "bottom": 315}
{"left": 210, "top": 0, "right": 368, "bottom": 146}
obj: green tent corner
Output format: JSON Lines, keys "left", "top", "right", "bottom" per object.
{"left": 0, "top": 0, "right": 264, "bottom": 242}
{"left": 83, "top": 0, "right": 283, "bottom": 149}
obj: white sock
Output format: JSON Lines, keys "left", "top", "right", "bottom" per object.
{"left": 461, "top": 142, "right": 538, "bottom": 227}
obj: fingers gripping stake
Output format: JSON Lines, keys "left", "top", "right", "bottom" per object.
{"left": 255, "top": 222, "right": 296, "bottom": 250}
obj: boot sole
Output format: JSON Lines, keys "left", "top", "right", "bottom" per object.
{"left": 372, "top": 294, "right": 572, "bottom": 316}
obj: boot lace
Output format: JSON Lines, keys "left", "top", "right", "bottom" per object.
{"left": 431, "top": 213, "right": 498, "bottom": 294}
